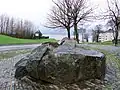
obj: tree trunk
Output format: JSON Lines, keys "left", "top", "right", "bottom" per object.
{"left": 96, "top": 35, "right": 99, "bottom": 42}
{"left": 82, "top": 33, "right": 84, "bottom": 42}
{"left": 86, "top": 38, "right": 88, "bottom": 42}
{"left": 74, "top": 23, "right": 79, "bottom": 43}
{"left": 67, "top": 27, "right": 71, "bottom": 39}
{"left": 114, "top": 29, "right": 118, "bottom": 46}
{"left": 1, "top": 25, "right": 3, "bottom": 34}
{"left": 6, "top": 19, "right": 9, "bottom": 35}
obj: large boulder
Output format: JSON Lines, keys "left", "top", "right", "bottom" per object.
{"left": 15, "top": 42, "right": 106, "bottom": 84}
{"left": 15, "top": 44, "right": 50, "bottom": 79}
{"left": 42, "top": 42, "right": 59, "bottom": 48}
{"left": 58, "top": 37, "right": 77, "bottom": 45}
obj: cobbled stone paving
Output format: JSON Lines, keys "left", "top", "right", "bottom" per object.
{"left": 0, "top": 50, "right": 104, "bottom": 90}
{"left": 0, "top": 53, "right": 32, "bottom": 90}
{"left": 0, "top": 80, "right": 39, "bottom": 90}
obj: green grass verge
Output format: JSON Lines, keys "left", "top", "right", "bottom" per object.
{"left": 78, "top": 44, "right": 119, "bottom": 63}
{"left": 83, "top": 41, "right": 112, "bottom": 45}
{"left": 82, "top": 41, "right": 120, "bottom": 46}
{"left": 0, "top": 35, "right": 57, "bottom": 45}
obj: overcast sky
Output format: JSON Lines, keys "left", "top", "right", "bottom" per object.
{"left": 0, "top": 0, "right": 53, "bottom": 25}
{"left": 0, "top": 0, "right": 108, "bottom": 34}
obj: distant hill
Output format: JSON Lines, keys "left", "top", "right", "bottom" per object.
{"left": 40, "top": 28, "right": 74, "bottom": 35}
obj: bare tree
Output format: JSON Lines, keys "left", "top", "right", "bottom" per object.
{"left": 92, "top": 24, "right": 102, "bottom": 42}
{"left": 14, "top": 19, "right": 33, "bottom": 39}
{"left": 84, "top": 33, "right": 89, "bottom": 42}
{"left": 14, "top": 19, "right": 23, "bottom": 38}
{"left": 106, "top": 20, "right": 116, "bottom": 42}
{"left": 9, "top": 17, "right": 15, "bottom": 36}
{"left": 23, "top": 20, "right": 35, "bottom": 39}
{"left": 71, "top": 0, "right": 93, "bottom": 43}
{"left": 76, "top": 27, "right": 86, "bottom": 42}
{"left": 92, "top": 29, "right": 96, "bottom": 42}
{"left": 47, "top": 0, "right": 73, "bottom": 39}
{"left": 19, "top": 20, "right": 24, "bottom": 38}
{"left": 0, "top": 15, "right": 5, "bottom": 34}
{"left": 47, "top": 0, "right": 93, "bottom": 42}
{"left": 106, "top": 0, "right": 120, "bottom": 46}
{"left": 5, "top": 16, "right": 10, "bottom": 34}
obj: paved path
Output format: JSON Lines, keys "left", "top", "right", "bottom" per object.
{"left": 0, "top": 54, "right": 29, "bottom": 90}
{"left": 0, "top": 44, "right": 40, "bottom": 52}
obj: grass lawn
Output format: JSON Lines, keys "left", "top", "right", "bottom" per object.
{"left": 96, "top": 41, "right": 115, "bottom": 45}
{"left": 0, "top": 35, "right": 57, "bottom": 45}
{"left": 0, "top": 49, "right": 32, "bottom": 60}
{"left": 83, "top": 41, "right": 120, "bottom": 46}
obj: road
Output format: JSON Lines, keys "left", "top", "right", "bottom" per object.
{"left": 0, "top": 44, "right": 40, "bottom": 52}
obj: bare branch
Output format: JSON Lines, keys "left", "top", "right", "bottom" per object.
{"left": 106, "top": 0, "right": 120, "bottom": 45}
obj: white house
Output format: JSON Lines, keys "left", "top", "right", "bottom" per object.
{"left": 99, "top": 29, "right": 120, "bottom": 42}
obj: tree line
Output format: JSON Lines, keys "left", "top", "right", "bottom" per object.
{"left": 0, "top": 14, "right": 36, "bottom": 39}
